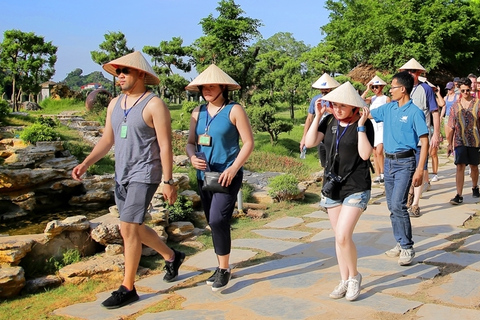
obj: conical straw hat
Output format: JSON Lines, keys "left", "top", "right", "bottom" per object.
{"left": 185, "top": 64, "right": 241, "bottom": 92}
{"left": 311, "top": 73, "right": 340, "bottom": 89}
{"left": 103, "top": 51, "right": 159, "bottom": 85}
{"left": 399, "top": 58, "right": 425, "bottom": 71}
{"left": 321, "top": 81, "right": 366, "bottom": 108}
{"left": 369, "top": 75, "right": 387, "bottom": 86}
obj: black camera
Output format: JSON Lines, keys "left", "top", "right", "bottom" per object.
{"left": 322, "top": 172, "right": 343, "bottom": 198}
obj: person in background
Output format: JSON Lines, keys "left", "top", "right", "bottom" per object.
{"left": 305, "top": 82, "right": 374, "bottom": 302}
{"left": 72, "top": 51, "right": 185, "bottom": 309}
{"left": 468, "top": 73, "right": 479, "bottom": 99}
{"left": 185, "top": 64, "right": 254, "bottom": 292}
{"left": 398, "top": 58, "right": 440, "bottom": 218}
{"left": 370, "top": 71, "right": 429, "bottom": 266}
{"left": 440, "top": 82, "right": 459, "bottom": 158}
{"left": 300, "top": 73, "right": 340, "bottom": 166}
{"left": 446, "top": 77, "right": 480, "bottom": 205}
{"left": 361, "top": 75, "right": 391, "bottom": 184}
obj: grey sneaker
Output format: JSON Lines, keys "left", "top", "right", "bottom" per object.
{"left": 329, "top": 280, "right": 348, "bottom": 299}
{"left": 385, "top": 243, "right": 401, "bottom": 257}
{"left": 398, "top": 248, "right": 415, "bottom": 266}
{"left": 346, "top": 273, "right": 362, "bottom": 301}
{"left": 206, "top": 268, "right": 219, "bottom": 286}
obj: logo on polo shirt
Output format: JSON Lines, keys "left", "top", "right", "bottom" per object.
{"left": 400, "top": 116, "right": 408, "bottom": 123}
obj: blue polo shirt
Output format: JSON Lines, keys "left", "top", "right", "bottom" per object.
{"left": 370, "top": 100, "right": 429, "bottom": 154}
{"left": 308, "top": 93, "right": 330, "bottom": 114}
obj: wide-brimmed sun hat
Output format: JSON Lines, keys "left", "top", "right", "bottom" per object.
{"left": 369, "top": 75, "right": 387, "bottom": 86}
{"left": 103, "top": 51, "right": 160, "bottom": 86}
{"left": 185, "top": 64, "right": 241, "bottom": 92}
{"left": 311, "top": 73, "right": 340, "bottom": 89}
{"left": 399, "top": 58, "right": 426, "bottom": 72}
{"left": 321, "top": 81, "right": 367, "bottom": 108}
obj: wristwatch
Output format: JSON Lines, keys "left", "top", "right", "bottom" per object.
{"left": 163, "top": 179, "right": 175, "bottom": 185}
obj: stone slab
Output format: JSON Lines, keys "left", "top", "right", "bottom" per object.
{"left": 232, "top": 238, "right": 310, "bottom": 256}
{"left": 429, "top": 269, "right": 480, "bottom": 307}
{"left": 416, "top": 303, "right": 480, "bottom": 320}
{"left": 138, "top": 309, "right": 226, "bottom": 320}
{"left": 182, "top": 248, "right": 257, "bottom": 270}
{"left": 264, "top": 217, "right": 304, "bottom": 228}
{"left": 460, "top": 234, "right": 480, "bottom": 252}
{"left": 305, "top": 220, "right": 332, "bottom": 229}
{"left": 136, "top": 271, "right": 201, "bottom": 292}
{"left": 252, "top": 229, "right": 310, "bottom": 240}
{"left": 303, "top": 210, "right": 327, "bottom": 219}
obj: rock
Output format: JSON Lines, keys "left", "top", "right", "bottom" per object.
{"left": 166, "top": 221, "right": 195, "bottom": 242}
{"left": 105, "top": 244, "right": 123, "bottom": 256}
{"left": 0, "top": 266, "right": 25, "bottom": 298}
{"left": 21, "top": 101, "right": 41, "bottom": 111}
{"left": 0, "top": 168, "right": 69, "bottom": 192}
{"left": 152, "top": 225, "right": 168, "bottom": 243}
{"left": 23, "top": 275, "right": 62, "bottom": 294}
{"left": 0, "top": 236, "right": 36, "bottom": 266}
{"left": 191, "top": 210, "right": 207, "bottom": 228}
{"left": 90, "top": 223, "right": 122, "bottom": 246}
{"left": 145, "top": 206, "right": 168, "bottom": 226}
{"left": 174, "top": 155, "right": 189, "bottom": 166}
{"left": 58, "top": 254, "right": 125, "bottom": 284}
{"left": 246, "top": 209, "right": 267, "bottom": 219}
{"left": 251, "top": 190, "right": 274, "bottom": 204}
{"left": 44, "top": 215, "right": 91, "bottom": 239}
{"left": 180, "top": 189, "right": 202, "bottom": 208}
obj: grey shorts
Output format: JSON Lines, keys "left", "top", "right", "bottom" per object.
{"left": 115, "top": 181, "right": 158, "bottom": 224}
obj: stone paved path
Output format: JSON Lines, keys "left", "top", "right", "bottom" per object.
{"left": 54, "top": 153, "right": 480, "bottom": 320}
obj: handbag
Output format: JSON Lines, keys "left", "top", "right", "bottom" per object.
{"left": 202, "top": 171, "right": 230, "bottom": 193}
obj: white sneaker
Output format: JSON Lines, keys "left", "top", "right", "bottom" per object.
{"left": 346, "top": 273, "right": 362, "bottom": 301}
{"left": 329, "top": 280, "right": 348, "bottom": 299}
{"left": 398, "top": 248, "right": 415, "bottom": 266}
{"left": 422, "top": 182, "right": 431, "bottom": 193}
{"left": 385, "top": 243, "right": 401, "bottom": 257}
{"left": 431, "top": 175, "right": 439, "bottom": 182}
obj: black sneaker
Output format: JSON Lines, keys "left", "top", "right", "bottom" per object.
{"left": 212, "top": 268, "right": 231, "bottom": 292}
{"left": 101, "top": 285, "right": 139, "bottom": 309}
{"left": 449, "top": 194, "right": 463, "bottom": 205}
{"left": 473, "top": 186, "right": 480, "bottom": 198}
{"left": 206, "top": 268, "right": 219, "bottom": 286}
{"left": 163, "top": 248, "right": 185, "bottom": 282}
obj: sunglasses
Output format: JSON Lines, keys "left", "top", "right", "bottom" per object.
{"left": 115, "top": 67, "right": 130, "bottom": 76}
{"left": 461, "top": 89, "right": 471, "bottom": 93}
{"left": 371, "top": 86, "right": 380, "bottom": 90}
{"left": 405, "top": 69, "right": 418, "bottom": 74}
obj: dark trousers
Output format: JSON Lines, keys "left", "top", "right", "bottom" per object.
{"left": 198, "top": 171, "right": 243, "bottom": 255}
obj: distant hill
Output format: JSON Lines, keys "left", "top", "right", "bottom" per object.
{"left": 60, "top": 68, "right": 113, "bottom": 92}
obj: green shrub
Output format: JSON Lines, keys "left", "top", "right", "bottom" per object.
{"left": 36, "top": 115, "right": 58, "bottom": 128}
{"left": 187, "top": 165, "right": 199, "bottom": 192}
{"left": 166, "top": 195, "right": 194, "bottom": 223}
{"left": 46, "top": 249, "right": 82, "bottom": 273}
{"left": 0, "top": 99, "right": 10, "bottom": 121}
{"left": 267, "top": 174, "right": 300, "bottom": 201}
{"left": 172, "top": 131, "right": 187, "bottom": 156}
{"left": 241, "top": 182, "right": 255, "bottom": 203}
{"left": 87, "top": 156, "right": 115, "bottom": 175}
{"left": 20, "top": 123, "right": 60, "bottom": 144}
{"left": 176, "top": 100, "right": 198, "bottom": 130}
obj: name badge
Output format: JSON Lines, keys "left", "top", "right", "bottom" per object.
{"left": 198, "top": 134, "right": 212, "bottom": 146}
{"left": 121, "top": 124, "right": 128, "bottom": 139}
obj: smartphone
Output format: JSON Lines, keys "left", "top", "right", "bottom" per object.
{"left": 195, "top": 152, "right": 210, "bottom": 171}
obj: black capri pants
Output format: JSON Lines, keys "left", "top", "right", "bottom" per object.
{"left": 198, "top": 171, "right": 243, "bottom": 256}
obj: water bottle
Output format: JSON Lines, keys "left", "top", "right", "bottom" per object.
{"left": 300, "top": 146, "right": 307, "bottom": 159}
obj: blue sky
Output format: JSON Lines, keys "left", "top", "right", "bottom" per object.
{"left": 0, "top": 0, "right": 329, "bottom": 82}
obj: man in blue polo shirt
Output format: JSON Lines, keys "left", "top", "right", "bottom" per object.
{"left": 370, "top": 71, "right": 429, "bottom": 266}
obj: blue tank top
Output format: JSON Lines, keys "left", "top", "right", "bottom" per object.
{"left": 195, "top": 103, "right": 241, "bottom": 180}
{"left": 444, "top": 93, "right": 459, "bottom": 117}
{"left": 111, "top": 92, "right": 162, "bottom": 185}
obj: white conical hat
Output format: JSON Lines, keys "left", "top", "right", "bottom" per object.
{"left": 418, "top": 76, "right": 435, "bottom": 87}
{"left": 185, "top": 64, "right": 241, "bottom": 92}
{"left": 311, "top": 73, "right": 340, "bottom": 89}
{"left": 369, "top": 75, "right": 387, "bottom": 86}
{"left": 399, "top": 58, "right": 426, "bottom": 71}
{"left": 321, "top": 81, "right": 366, "bottom": 108}
{"left": 103, "top": 51, "right": 159, "bottom": 85}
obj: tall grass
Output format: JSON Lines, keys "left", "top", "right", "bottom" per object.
{"left": 33, "top": 98, "right": 85, "bottom": 115}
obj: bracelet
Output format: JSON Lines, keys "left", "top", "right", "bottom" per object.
{"left": 357, "top": 126, "right": 366, "bottom": 132}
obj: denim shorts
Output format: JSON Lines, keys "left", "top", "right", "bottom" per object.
{"left": 320, "top": 190, "right": 371, "bottom": 211}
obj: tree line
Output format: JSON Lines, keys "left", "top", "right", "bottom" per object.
{"left": 1, "top": 0, "right": 480, "bottom": 114}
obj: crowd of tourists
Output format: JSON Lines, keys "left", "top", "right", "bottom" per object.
{"left": 72, "top": 51, "right": 479, "bottom": 309}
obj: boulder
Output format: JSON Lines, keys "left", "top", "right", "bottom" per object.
{"left": 191, "top": 210, "right": 208, "bottom": 228}
{"left": 0, "top": 266, "right": 25, "bottom": 298}
{"left": 105, "top": 244, "right": 123, "bottom": 256}
{"left": 58, "top": 254, "right": 125, "bottom": 284}
{"left": 0, "top": 236, "right": 36, "bottom": 266}
{"left": 23, "top": 275, "right": 62, "bottom": 294}
{"left": 166, "top": 221, "right": 195, "bottom": 242}
{"left": 44, "top": 215, "right": 91, "bottom": 239}
{"left": 90, "top": 223, "right": 122, "bottom": 246}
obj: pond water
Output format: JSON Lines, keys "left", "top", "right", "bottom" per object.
{"left": 0, "top": 208, "right": 109, "bottom": 236}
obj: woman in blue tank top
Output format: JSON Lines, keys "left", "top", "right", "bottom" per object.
{"left": 185, "top": 64, "right": 254, "bottom": 292}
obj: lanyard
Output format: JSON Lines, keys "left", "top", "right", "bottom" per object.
{"left": 204, "top": 103, "right": 226, "bottom": 133}
{"left": 123, "top": 90, "right": 148, "bottom": 122}
{"left": 335, "top": 122, "right": 350, "bottom": 154}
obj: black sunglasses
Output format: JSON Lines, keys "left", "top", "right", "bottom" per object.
{"left": 115, "top": 67, "right": 130, "bottom": 76}
{"left": 461, "top": 89, "right": 471, "bottom": 93}
{"left": 405, "top": 69, "right": 417, "bottom": 74}
{"left": 371, "top": 86, "right": 380, "bottom": 90}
